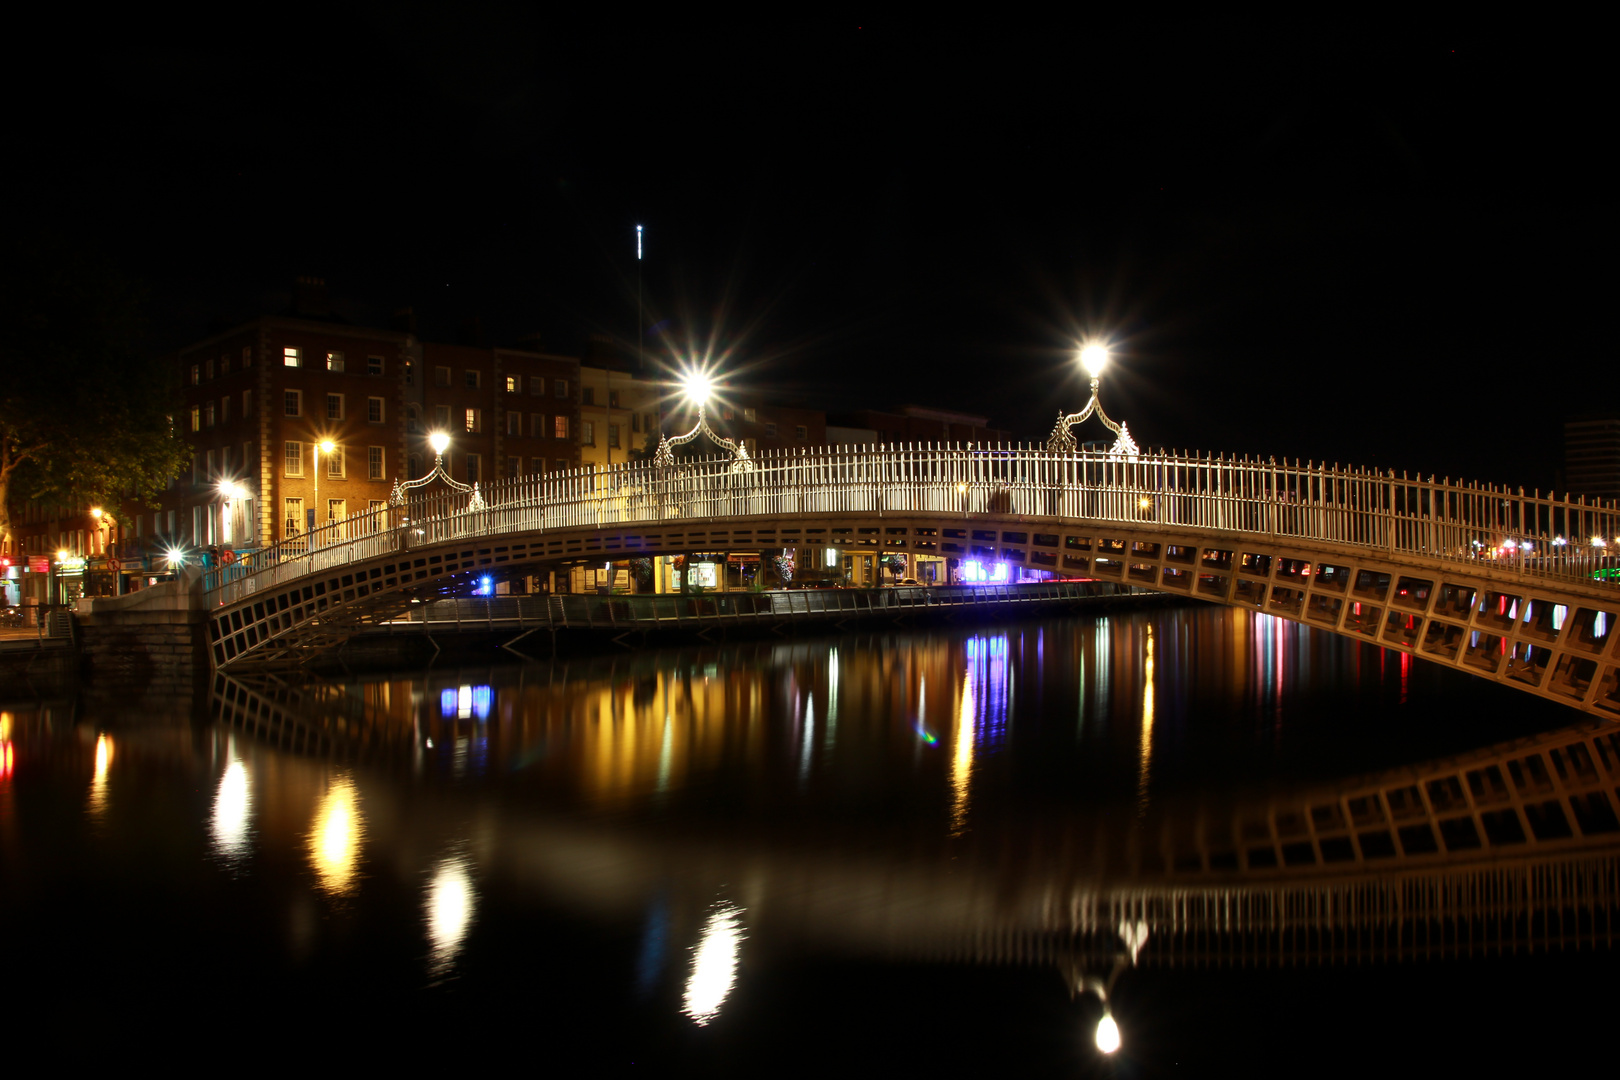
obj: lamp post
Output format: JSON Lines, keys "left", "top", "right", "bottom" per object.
{"left": 1046, "top": 343, "right": 1139, "bottom": 455}
{"left": 313, "top": 439, "right": 335, "bottom": 529}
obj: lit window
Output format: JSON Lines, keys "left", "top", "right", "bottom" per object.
{"left": 505, "top": 376, "right": 519, "bottom": 392}
{"left": 327, "top": 394, "right": 343, "bottom": 421}
{"left": 465, "top": 408, "right": 481, "bottom": 433}
{"left": 284, "top": 347, "right": 301, "bottom": 368}
{"left": 285, "top": 391, "right": 302, "bottom": 417}
{"left": 327, "top": 352, "right": 345, "bottom": 372}
{"left": 368, "top": 397, "right": 384, "bottom": 423}
{"left": 284, "top": 441, "right": 303, "bottom": 476}
{"left": 190, "top": 407, "right": 201, "bottom": 432}
{"left": 368, "top": 446, "right": 384, "bottom": 480}
{"left": 284, "top": 498, "right": 303, "bottom": 535}
{"left": 554, "top": 415, "right": 569, "bottom": 439}
{"left": 367, "top": 355, "right": 384, "bottom": 376}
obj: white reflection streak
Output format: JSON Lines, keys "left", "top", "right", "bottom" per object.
{"left": 425, "top": 852, "right": 477, "bottom": 977}
{"left": 684, "top": 902, "right": 746, "bottom": 1026}
{"left": 87, "top": 733, "right": 113, "bottom": 820}
{"left": 211, "top": 758, "right": 252, "bottom": 862}
{"left": 1137, "top": 625, "right": 1155, "bottom": 817}
{"left": 950, "top": 666, "right": 975, "bottom": 836}
{"left": 799, "top": 693, "right": 815, "bottom": 784}
{"left": 826, "top": 648, "right": 839, "bottom": 748}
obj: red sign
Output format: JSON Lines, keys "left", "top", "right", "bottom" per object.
{"left": 28, "top": 556, "right": 49, "bottom": 574}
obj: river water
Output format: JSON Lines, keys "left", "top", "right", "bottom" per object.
{"left": 2, "top": 603, "right": 1614, "bottom": 1073}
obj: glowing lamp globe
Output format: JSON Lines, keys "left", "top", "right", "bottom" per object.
{"left": 318, "top": 439, "right": 336, "bottom": 455}
{"left": 1095, "top": 1014, "right": 1121, "bottom": 1054}
{"left": 682, "top": 372, "right": 713, "bottom": 405}
{"left": 1080, "top": 344, "right": 1109, "bottom": 380}
{"left": 429, "top": 431, "right": 450, "bottom": 456}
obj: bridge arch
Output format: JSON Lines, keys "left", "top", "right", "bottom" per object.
{"left": 202, "top": 445, "right": 1620, "bottom": 718}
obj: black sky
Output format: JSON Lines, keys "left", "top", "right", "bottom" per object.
{"left": 13, "top": 15, "right": 1608, "bottom": 491}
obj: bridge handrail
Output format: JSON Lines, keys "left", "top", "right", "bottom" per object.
{"left": 204, "top": 443, "right": 1620, "bottom": 603}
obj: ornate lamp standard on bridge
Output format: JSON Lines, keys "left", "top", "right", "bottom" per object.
{"left": 389, "top": 431, "right": 486, "bottom": 510}
{"left": 1046, "top": 344, "right": 1139, "bottom": 456}
{"left": 652, "top": 370, "right": 754, "bottom": 473}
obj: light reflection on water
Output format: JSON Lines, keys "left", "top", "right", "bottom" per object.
{"left": 1, "top": 604, "right": 1610, "bottom": 1068}
{"left": 307, "top": 774, "right": 364, "bottom": 897}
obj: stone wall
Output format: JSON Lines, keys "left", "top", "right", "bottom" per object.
{"left": 75, "top": 579, "right": 209, "bottom": 699}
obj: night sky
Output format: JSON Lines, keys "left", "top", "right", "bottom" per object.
{"left": 14, "top": 17, "right": 1606, "bottom": 491}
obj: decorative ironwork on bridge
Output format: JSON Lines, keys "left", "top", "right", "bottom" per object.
{"left": 652, "top": 371, "right": 754, "bottom": 472}
{"left": 1046, "top": 343, "right": 1140, "bottom": 456}
{"left": 389, "top": 430, "right": 485, "bottom": 511}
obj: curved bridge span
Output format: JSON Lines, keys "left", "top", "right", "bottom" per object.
{"left": 204, "top": 445, "right": 1620, "bottom": 716}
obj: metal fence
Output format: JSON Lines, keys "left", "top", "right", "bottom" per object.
{"left": 206, "top": 444, "right": 1620, "bottom": 603}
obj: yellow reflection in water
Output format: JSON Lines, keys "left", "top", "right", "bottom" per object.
{"left": 425, "top": 852, "right": 476, "bottom": 977}
{"left": 211, "top": 758, "right": 251, "bottom": 861}
{"left": 1137, "top": 624, "right": 1155, "bottom": 817}
{"left": 87, "top": 733, "right": 114, "bottom": 820}
{"left": 308, "top": 774, "right": 364, "bottom": 896}
{"left": 683, "top": 902, "right": 745, "bottom": 1026}
{"left": 950, "top": 664, "right": 975, "bottom": 836}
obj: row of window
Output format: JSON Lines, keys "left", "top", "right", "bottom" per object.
{"left": 281, "top": 348, "right": 387, "bottom": 376}
{"left": 189, "top": 346, "right": 256, "bottom": 385}
{"left": 280, "top": 442, "right": 388, "bottom": 481}
{"left": 498, "top": 374, "right": 571, "bottom": 397}
{"left": 277, "top": 391, "right": 388, "bottom": 422}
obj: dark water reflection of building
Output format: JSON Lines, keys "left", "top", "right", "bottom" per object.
{"left": 3, "top": 606, "right": 1616, "bottom": 1066}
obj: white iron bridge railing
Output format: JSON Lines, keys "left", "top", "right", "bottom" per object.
{"left": 203, "top": 444, "right": 1620, "bottom": 605}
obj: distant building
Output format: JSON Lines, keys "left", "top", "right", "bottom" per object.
{"left": 833, "top": 405, "right": 1009, "bottom": 446}
{"left": 4, "top": 279, "right": 588, "bottom": 603}
{"left": 1564, "top": 416, "right": 1620, "bottom": 502}
{"left": 579, "top": 364, "right": 664, "bottom": 470}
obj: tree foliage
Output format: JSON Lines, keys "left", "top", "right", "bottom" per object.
{"left": 0, "top": 236, "right": 188, "bottom": 547}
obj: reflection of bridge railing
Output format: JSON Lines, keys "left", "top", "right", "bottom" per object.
{"left": 205, "top": 444, "right": 1620, "bottom": 604}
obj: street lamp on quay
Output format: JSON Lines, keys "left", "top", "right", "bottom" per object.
{"left": 312, "top": 439, "right": 336, "bottom": 526}
{"left": 1046, "top": 343, "right": 1140, "bottom": 456}
{"left": 651, "top": 368, "right": 753, "bottom": 472}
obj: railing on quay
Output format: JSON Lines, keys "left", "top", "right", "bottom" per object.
{"left": 369, "top": 579, "right": 1147, "bottom": 635}
{"left": 205, "top": 443, "right": 1620, "bottom": 605}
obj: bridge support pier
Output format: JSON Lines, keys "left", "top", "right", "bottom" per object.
{"left": 76, "top": 580, "right": 210, "bottom": 698}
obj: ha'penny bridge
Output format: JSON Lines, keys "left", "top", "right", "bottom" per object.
{"left": 130, "top": 345, "right": 1606, "bottom": 715}
{"left": 191, "top": 439, "right": 1620, "bottom": 718}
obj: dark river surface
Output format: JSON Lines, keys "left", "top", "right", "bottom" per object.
{"left": 3, "top": 602, "right": 1616, "bottom": 1073}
